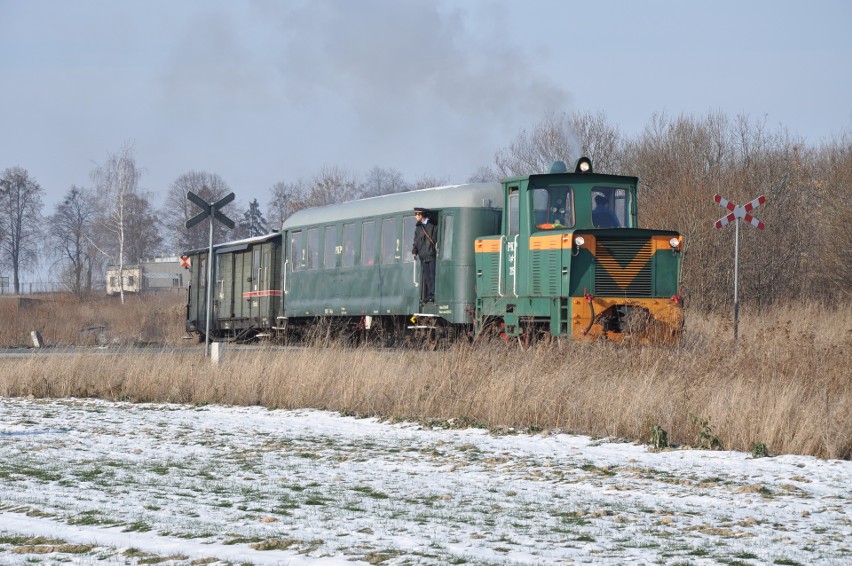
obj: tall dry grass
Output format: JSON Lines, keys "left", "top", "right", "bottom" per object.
{"left": 0, "top": 296, "right": 849, "bottom": 459}
{"left": 0, "top": 292, "right": 187, "bottom": 347}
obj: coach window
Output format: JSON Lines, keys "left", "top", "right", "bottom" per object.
{"left": 402, "top": 215, "right": 415, "bottom": 263}
{"left": 342, "top": 223, "right": 356, "bottom": 267}
{"left": 442, "top": 214, "right": 453, "bottom": 260}
{"left": 381, "top": 218, "right": 398, "bottom": 264}
{"left": 361, "top": 220, "right": 377, "bottom": 265}
{"left": 290, "top": 231, "right": 304, "bottom": 271}
{"left": 307, "top": 227, "right": 320, "bottom": 270}
{"left": 324, "top": 225, "right": 338, "bottom": 268}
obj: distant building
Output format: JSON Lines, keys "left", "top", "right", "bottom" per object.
{"left": 106, "top": 256, "right": 189, "bottom": 295}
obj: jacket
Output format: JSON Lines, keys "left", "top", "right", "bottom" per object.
{"left": 412, "top": 221, "right": 437, "bottom": 262}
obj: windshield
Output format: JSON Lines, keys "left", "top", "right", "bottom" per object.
{"left": 532, "top": 186, "right": 574, "bottom": 230}
{"left": 591, "top": 187, "right": 628, "bottom": 228}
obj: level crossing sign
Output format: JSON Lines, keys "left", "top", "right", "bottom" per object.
{"left": 186, "top": 191, "right": 236, "bottom": 230}
{"left": 180, "top": 255, "right": 191, "bottom": 268}
{"left": 713, "top": 193, "right": 767, "bottom": 340}
{"left": 186, "top": 189, "right": 236, "bottom": 358}
{"left": 714, "top": 194, "right": 766, "bottom": 230}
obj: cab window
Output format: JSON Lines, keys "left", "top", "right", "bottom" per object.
{"left": 508, "top": 187, "right": 519, "bottom": 235}
{"left": 591, "top": 187, "right": 628, "bottom": 229}
{"left": 533, "top": 186, "right": 574, "bottom": 230}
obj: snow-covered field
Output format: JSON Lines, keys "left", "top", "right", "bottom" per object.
{"left": 0, "top": 398, "right": 849, "bottom": 565}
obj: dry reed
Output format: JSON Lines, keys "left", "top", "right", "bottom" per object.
{"left": 0, "top": 295, "right": 849, "bottom": 459}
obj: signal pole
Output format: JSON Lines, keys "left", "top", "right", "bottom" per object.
{"left": 186, "top": 189, "right": 235, "bottom": 356}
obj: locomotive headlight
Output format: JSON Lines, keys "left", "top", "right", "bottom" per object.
{"left": 669, "top": 237, "right": 681, "bottom": 250}
{"left": 574, "top": 236, "right": 585, "bottom": 247}
{"left": 575, "top": 157, "right": 593, "bottom": 173}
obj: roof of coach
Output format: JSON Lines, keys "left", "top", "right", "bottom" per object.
{"left": 182, "top": 231, "right": 282, "bottom": 256}
{"left": 281, "top": 182, "right": 503, "bottom": 230}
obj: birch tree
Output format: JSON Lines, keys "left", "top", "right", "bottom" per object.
{"left": 91, "top": 145, "right": 141, "bottom": 304}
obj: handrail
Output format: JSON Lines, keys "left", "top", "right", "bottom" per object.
{"left": 412, "top": 260, "right": 419, "bottom": 287}
{"left": 497, "top": 238, "right": 503, "bottom": 297}
{"left": 283, "top": 259, "right": 289, "bottom": 294}
{"left": 513, "top": 234, "right": 519, "bottom": 297}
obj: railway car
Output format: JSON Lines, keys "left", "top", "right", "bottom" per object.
{"left": 185, "top": 232, "right": 282, "bottom": 341}
{"left": 278, "top": 183, "right": 503, "bottom": 343}
{"left": 184, "top": 157, "right": 684, "bottom": 344}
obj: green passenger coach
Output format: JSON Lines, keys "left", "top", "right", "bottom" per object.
{"left": 279, "top": 183, "right": 503, "bottom": 339}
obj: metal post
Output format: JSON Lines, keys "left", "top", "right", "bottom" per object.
{"left": 185, "top": 190, "right": 235, "bottom": 358}
{"left": 204, "top": 210, "right": 214, "bottom": 357}
{"left": 733, "top": 217, "right": 740, "bottom": 341}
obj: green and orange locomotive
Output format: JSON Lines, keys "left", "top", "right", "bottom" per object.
{"left": 185, "top": 158, "right": 683, "bottom": 345}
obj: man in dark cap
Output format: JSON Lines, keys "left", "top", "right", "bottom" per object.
{"left": 412, "top": 208, "right": 437, "bottom": 303}
{"left": 592, "top": 194, "right": 620, "bottom": 228}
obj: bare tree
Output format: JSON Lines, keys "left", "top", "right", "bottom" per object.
{"left": 268, "top": 180, "right": 308, "bottom": 228}
{"left": 0, "top": 167, "right": 44, "bottom": 294}
{"left": 411, "top": 174, "right": 450, "bottom": 191}
{"left": 813, "top": 133, "right": 852, "bottom": 298}
{"left": 467, "top": 165, "right": 499, "bottom": 183}
{"left": 304, "top": 166, "right": 361, "bottom": 207}
{"left": 91, "top": 144, "right": 142, "bottom": 304}
{"left": 123, "top": 191, "right": 162, "bottom": 263}
{"left": 360, "top": 166, "right": 410, "bottom": 197}
{"left": 49, "top": 186, "right": 97, "bottom": 299}
{"left": 161, "top": 171, "right": 236, "bottom": 251}
{"left": 494, "top": 112, "right": 579, "bottom": 177}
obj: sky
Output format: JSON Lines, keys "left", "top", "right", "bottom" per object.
{"left": 1, "top": 0, "right": 850, "bottom": 214}
{"left": 1, "top": 397, "right": 850, "bottom": 564}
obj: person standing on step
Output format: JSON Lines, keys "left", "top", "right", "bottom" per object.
{"left": 412, "top": 207, "right": 437, "bottom": 303}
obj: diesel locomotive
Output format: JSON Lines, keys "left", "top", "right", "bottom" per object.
{"left": 184, "top": 157, "right": 684, "bottom": 345}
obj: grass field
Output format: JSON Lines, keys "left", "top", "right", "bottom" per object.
{"left": 0, "top": 293, "right": 849, "bottom": 459}
{"left": 1, "top": 399, "right": 849, "bottom": 565}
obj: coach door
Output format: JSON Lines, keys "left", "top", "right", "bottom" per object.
{"left": 402, "top": 214, "right": 416, "bottom": 305}
{"left": 216, "top": 252, "right": 233, "bottom": 322}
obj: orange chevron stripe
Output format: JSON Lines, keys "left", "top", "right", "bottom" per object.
{"left": 595, "top": 241, "right": 653, "bottom": 290}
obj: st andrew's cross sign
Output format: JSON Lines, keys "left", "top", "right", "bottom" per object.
{"left": 713, "top": 193, "right": 767, "bottom": 340}
{"left": 186, "top": 190, "right": 236, "bottom": 358}
{"left": 186, "top": 191, "right": 236, "bottom": 230}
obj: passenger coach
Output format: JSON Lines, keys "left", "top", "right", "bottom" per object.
{"left": 279, "top": 184, "right": 503, "bottom": 340}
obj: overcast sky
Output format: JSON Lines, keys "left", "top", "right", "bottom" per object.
{"left": 1, "top": 0, "right": 850, "bottom": 212}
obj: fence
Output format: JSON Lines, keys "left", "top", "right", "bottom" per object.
{"left": 0, "top": 281, "right": 104, "bottom": 295}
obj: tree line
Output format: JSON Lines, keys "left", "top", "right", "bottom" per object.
{"left": 1, "top": 111, "right": 849, "bottom": 308}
